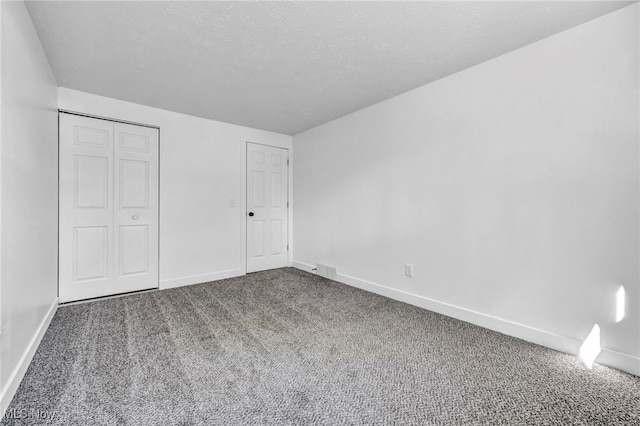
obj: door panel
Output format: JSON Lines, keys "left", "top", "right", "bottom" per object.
{"left": 119, "top": 132, "right": 150, "bottom": 153}
{"left": 120, "top": 159, "right": 149, "bottom": 208}
{"left": 74, "top": 155, "right": 108, "bottom": 208}
{"left": 247, "top": 142, "right": 288, "bottom": 272}
{"left": 74, "top": 126, "right": 109, "bottom": 148}
{"left": 252, "top": 171, "right": 265, "bottom": 207}
{"left": 59, "top": 114, "right": 158, "bottom": 303}
{"left": 253, "top": 220, "right": 265, "bottom": 257}
{"left": 113, "top": 122, "right": 158, "bottom": 294}
{"left": 271, "top": 172, "right": 283, "bottom": 207}
{"left": 119, "top": 225, "right": 149, "bottom": 276}
{"left": 60, "top": 114, "right": 114, "bottom": 302}
{"left": 271, "top": 220, "right": 282, "bottom": 254}
{"left": 73, "top": 226, "right": 108, "bottom": 281}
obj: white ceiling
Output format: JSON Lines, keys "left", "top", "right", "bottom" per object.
{"left": 26, "top": 1, "right": 632, "bottom": 135}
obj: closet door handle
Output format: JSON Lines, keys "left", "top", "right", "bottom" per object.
{"left": 132, "top": 215, "right": 139, "bottom": 220}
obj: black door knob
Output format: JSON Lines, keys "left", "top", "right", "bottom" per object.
{"left": 248, "top": 212, "right": 254, "bottom": 217}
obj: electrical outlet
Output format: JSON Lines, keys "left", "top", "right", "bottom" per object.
{"left": 405, "top": 263, "right": 413, "bottom": 277}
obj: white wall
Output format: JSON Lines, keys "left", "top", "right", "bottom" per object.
{"left": 293, "top": 4, "right": 640, "bottom": 375}
{"left": 58, "top": 88, "right": 292, "bottom": 289}
{"left": 1, "top": 0, "right": 59, "bottom": 410}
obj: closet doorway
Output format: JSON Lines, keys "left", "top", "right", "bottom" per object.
{"left": 59, "top": 112, "right": 159, "bottom": 303}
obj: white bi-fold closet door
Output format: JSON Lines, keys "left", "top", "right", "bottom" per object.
{"left": 59, "top": 113, "right": 159, "bottom": 303}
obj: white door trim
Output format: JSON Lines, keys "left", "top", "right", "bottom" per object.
{"left": 59, "top": 109, "right": 160, "bottom": 130}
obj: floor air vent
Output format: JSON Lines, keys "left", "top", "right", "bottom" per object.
{"left": 316, "top": 263, "right": 337, "bottom": 280}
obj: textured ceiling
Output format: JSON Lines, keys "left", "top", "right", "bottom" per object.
{"left": 26, "top": 1, "right": 633, "bottom": 135}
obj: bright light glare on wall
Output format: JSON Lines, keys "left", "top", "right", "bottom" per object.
{"left": 579, "top": 324, "right": 601, "bottom": 369}
{"left": 616, "top": 286, "right": 625, "bottom": 323}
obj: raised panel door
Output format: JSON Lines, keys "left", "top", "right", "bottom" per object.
{"left": 59, "top": 114, "right": 159, "bottom": 302}
{"left": 246, "top": 143, "right": 288, "bottom": 272}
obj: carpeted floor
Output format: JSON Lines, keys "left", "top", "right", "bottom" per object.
{"left": 3, "top": 268, "right": 639, "bottom": 425}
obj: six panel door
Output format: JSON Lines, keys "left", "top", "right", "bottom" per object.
{"left": 247, "top": 142, "right": 289, "bottom": 273}
{"left": 59, "top": 114, "right": 159, "bottom": 303}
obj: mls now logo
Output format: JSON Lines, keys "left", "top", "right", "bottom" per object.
{"left": 3, "top": 407, "right": 57, "bottom": 420}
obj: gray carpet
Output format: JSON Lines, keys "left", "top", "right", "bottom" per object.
{"left": 3, "top": 268, "right": 639, "bottom": 425}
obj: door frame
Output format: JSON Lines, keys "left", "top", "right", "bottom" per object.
{"left": 241, "top": 140, "right": 292, "bottom": 274}
{"left": 57, "top": 110, "right": 161, "bottom": 301}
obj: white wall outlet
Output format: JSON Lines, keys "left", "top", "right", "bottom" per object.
{"left": 229, "top": 198, "right": 236, "bottom": 207}
{"left": 405, "top": 263, "right": 413, "bottom": 277}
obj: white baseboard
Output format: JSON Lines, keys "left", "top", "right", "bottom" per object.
{"left": 1, "top": 298, "right": 58, "bottom": 414}
{"left": 293, "top": 260, "right": 639, "bottom": 376}
{"left": 598, "top": 348, "right": 640, "bottom": 376}
{"left": 160, "top": 269, "right": 243, "bottom": 290}
{"left": 292, "top": 260, "right": 315, "bottom": 273}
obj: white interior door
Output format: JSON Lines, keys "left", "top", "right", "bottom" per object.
{"left": 59, "top": 114, "right": 159, "bottom": 303}
{"left": 59, "top": 115, "right": 114, "bottom": 302}
{"left": 113, "top": 122, "right": 159, "bottom": 296}
{"left": 247, "top": 142, "right": 288, "bottom": 273}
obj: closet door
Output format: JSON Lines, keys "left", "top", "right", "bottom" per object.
{"left": 113, "top": 122, "right": 159, "bottom": 296}
{"left": 59, "top": 114, "right": 158, "bottom": 303}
